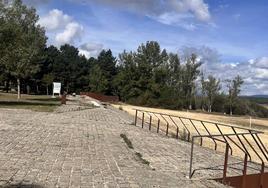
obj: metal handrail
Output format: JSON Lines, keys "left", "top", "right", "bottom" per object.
{"left": 133, "top": 108, "right": 268, "bottom": 185}
{"left": 133, "top": 108, "right": 263, "bottom": 134}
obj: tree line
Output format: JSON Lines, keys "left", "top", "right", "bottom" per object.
{"left": 1, "top": 0, "right": 268, "bottom": 117}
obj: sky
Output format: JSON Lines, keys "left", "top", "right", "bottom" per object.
{"left": 22, "top": 0, "right": 268, "bottom": 95}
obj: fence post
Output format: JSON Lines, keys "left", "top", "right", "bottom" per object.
{"left": 157, "top": 119, "right": 160, "bottom": 133}
{"left": 189, "top": 137, "right": 195, "bottom": 179}
{"left": 223, "top": 143, "right": 229, "bottom": 184}
{"left": 149, "top": 116, "right": 152, "bottom": 131}
{"left": 242, "top": 154, "right": 248, "bottom": 188}
{"left": 134, "top": 110, "right": 138, "bottom": 126}
{"left": 166, "top": 123, "right": 169, "bottom": 136}
{"left": 260, "top": 162, "right": 265, "bottom": 187}
{"left": 141, "top": 113, "right": 144, "bottom": 128}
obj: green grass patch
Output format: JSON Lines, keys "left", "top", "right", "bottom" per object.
{"left": 120, "top": 133, "right": 134, "bottom": 149}
{"left": 120, "top": 133, "right": 150, "bottom": 166}
{"left": 0, "top": 101, "right": 58, "bottom": 112}
{"left": 135, "top": 152, "right": 150, "bottom": 165}
{"left": 0, "top": 93, "right": 60, "bottom": 112}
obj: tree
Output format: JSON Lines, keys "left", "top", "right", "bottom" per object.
{"left": 203, "top": 75, "right": 221, "bottom": 112}
{"left": 0, "top": 0, "right": 47, "bottom": 99}
{"left": 89, "top": 65, "right": 108, "bottom": 93}
{"left": 113, "top": 51, "right": 138, "bottom": 101}
{"left": 226, "top": 75, "right": 244, "bottom": 115}
{"left": 181, "top": 54, "right": 202, "bottom": 109}
{"left": 96, "top": 49, "right": 117, "bottom": 95}
{"left": 200, "top": 72, "right": 207, "bottom": 111}
{"left": 42, "top": 74, "right": 54, "bottom": 95}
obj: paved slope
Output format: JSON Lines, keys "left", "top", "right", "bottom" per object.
{"left": 0, "top": 103, "right": 231, "bottom": 188}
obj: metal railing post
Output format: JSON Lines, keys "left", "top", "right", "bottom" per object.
{"left": 166, "top": 123, "right": 169, "bottom": 136}
{"left": 242, "top": 154, "right": 248, "bottom": 188}
{"left": 134, "top": 109, "right": 138, "bottom": 126}
{"left": 260, "top": 162, "right": 265, "bottom": 187}
{"left": 149, "top": 115, "right": 152, "bottom": 131}
{"left": 223, "top": 143, "right": 229, "bottom": 184}
{"left": 157, "top": 119, "right": 160, "bottom": 133}
{"left": 189, "top": 137, "right": 195, "bottom": 179}
{"left": 141, "top": 113, "right": 144, "bottom": 128}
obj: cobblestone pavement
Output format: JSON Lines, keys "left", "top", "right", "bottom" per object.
{"left": 0, "top": 102, "right": 233, "bottom": 188}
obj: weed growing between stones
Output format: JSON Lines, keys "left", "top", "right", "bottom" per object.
{"left": 120, "top": 134, "right": 151, "bottom": 166}
{"left": 120, "top": 134, "right": 134, "bottom": 149}
{"left": 135, "top": 152, "right": 150, "bottom": 165}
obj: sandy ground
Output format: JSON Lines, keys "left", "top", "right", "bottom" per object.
{"left": 112, "top": 103, "right": 268, "bottom": 164}
{"left": 112, "top": 104, "right": 268, "bottom": 131}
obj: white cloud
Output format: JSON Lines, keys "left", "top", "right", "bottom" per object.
{"left": 170, "top": 0, "right": 211, "bottom": 22}
{"left": 38, "top": 9, "right": 84, "bottom": 46}
{"left": 78, "top": 43, "right": 104, "bottom": 58}
{"left": 55, "top": 22, "right": 83, "bottom": 45}
{"left": 181, "top": 46, "right": 268, "bottom": 95}
{"left": 254, "top": 57, "right": 268, "bottom": 69}
{"left": 38, "top": 9, "right": 72, "bottom": 31}
{"left": 152, "top": 12, "right": 197, "bottom": 30}
{"left": 80, "top": 0, "right": 211, "bottom": 29}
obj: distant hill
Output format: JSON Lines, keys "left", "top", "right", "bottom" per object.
{"left": 249, "top": 95, "right": 268, "bottom": 98}
{"left": 241, "top": 95, "right": 268, "bottom": 104}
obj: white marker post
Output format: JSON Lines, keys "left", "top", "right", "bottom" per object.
{"left": 52, "top": 82, "right": 61, "bottom": 98}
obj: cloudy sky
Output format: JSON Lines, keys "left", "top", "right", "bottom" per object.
{"left": 23, "top": 0, "right": 268, "bottom": 95}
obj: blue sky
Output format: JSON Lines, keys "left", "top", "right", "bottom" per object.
{"left": 24, "top": 0, "right": 268, "bottom": 95}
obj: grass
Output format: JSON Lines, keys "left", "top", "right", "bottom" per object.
{"left": 120, "top": 133, "right": 150, "bottom": 166}
{"left": 0, "top": 93, "right": 60, "bottom": 112}
{"left": 135, "top": 152, "right": 150, "bottom": 165}
{"left": 120, "top": 133, "right": 134, "bottom": 149}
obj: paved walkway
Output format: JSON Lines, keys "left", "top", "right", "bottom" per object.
{"left": 0, "top": 102, "right": 231, "bottom": 188}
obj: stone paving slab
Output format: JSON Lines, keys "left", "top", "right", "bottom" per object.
{"left": 0, "top": 103, "right": 233, "bottom": 188}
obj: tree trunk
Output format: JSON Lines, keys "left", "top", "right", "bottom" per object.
{"left": 17, "top": 78, "right": 21, "bottom": 99}
{"left": 46, "top": 85, "right": 49, "bottom": 95}
{"left": 4, "top": 81, "right": 9, "bottom": 93}
{"left": 36, "top": 84, "right": 39, "bottom": 94}
{"left": 26, "top": 85, "right": 30, "bottom": 95}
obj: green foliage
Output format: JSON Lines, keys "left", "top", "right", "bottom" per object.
{"left": 96, "top": 49, "right": 117, "bottom": 95}
{"left": 89, "top": 65, "right": 108, "bottom": 93}
{"left": 114, "top": 41, "right": 201, "bottom": 109}
{"left": 0, "top": 0, "right": 47, "bottom": 98}
{"left": 226, "top": 75, "right": 244, "bottom": 115}
{"left": 120, "top": 134, "right": 134, "bottom": 149}
{"left": 228, "top": 99, "right": 268, "bottom": 118}
{"left": 201, "top": 75, "right": 221, "bottom": 112}
{"left": 0, "top": 1, "right": 264, "bottom": 118}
